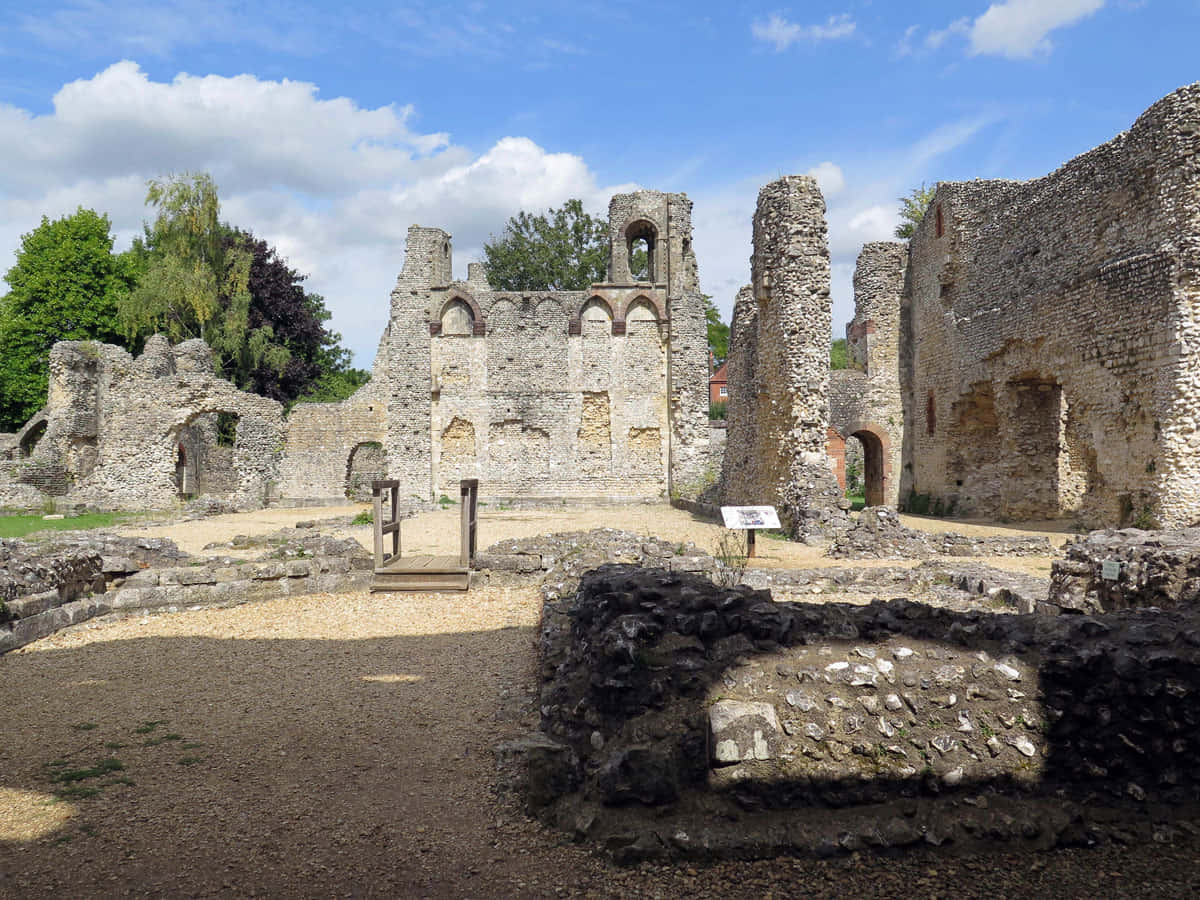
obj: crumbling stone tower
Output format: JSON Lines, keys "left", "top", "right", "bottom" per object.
{"left": 828, "top": 242, "right": 907, "bottom": 508}
{"left": 722, "top": 176, "right": 842, "bottom": 535}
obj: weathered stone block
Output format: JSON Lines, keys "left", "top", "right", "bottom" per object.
{"left": 709, "top": 699, "right": 781, "bottom": 765}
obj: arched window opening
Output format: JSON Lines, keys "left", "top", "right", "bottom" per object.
{"left": 626, "top": 220, "right": 657, "bottom": 282}
{"left": 19, "top": 420, "right": 46, "bottom": 458}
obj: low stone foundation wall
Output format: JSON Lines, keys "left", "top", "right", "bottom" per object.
{"left": 513, "top": 563, "right": 1200, "bottom": 860}
{"left": 828, "top": 507, "right": 1054, "bottom": 559}
{"left": 0, "top": 530, "right": 372, "bottom": 655}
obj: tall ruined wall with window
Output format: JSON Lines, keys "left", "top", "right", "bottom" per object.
{"left": 901, "top": 83, "right": 1200, "bottom": 528}
{"left": 371, "top": 191, "right": 709, "bottom": 507}
{"left": 828, "top": 242, "right": 906, "bottom": 508}
{"left": 722, "top": 176, "right": 843, "bottom": 536}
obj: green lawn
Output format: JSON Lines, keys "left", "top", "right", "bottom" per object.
{"left": 0, "top": 512, "right": 132, "bottom": 539}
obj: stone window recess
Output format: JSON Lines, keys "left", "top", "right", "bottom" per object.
{"left": 719, "top": 386, "right": 727, "bottom": 397}
{"left": 935, "top": 205, "right": 944, "bottom": 238}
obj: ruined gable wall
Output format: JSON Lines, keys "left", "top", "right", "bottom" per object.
{"left": 829, "top": 242, "right": 906, "bottom": 508}
{"left": 724, "top": 177, "right": 842, "bottom": 534}
{"left": 902, "top": 83, "right": 1200, "bottom": 527}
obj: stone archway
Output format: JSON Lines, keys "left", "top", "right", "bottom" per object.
{"left": 850, "top": 427, "right": 889, "bottom": 508}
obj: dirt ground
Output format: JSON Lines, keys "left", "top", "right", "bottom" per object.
{"left": 5, "top": 505, "right": 1196, "bottom": 898}
{"left": 117, "top": 502, "right": 1072, "bottom": 575}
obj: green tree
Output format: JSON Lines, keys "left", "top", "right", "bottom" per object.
{"left": 895, "top": 183, "right": 937, "bottom": 239}
{"left": 830, "top": 337, "right": 849, "bottom": 370}
{"left": 704, "top": 296, "right": 729, "bottom": 363}
{"left": 0, "top": 209, "right": 137, "bottom": 430}
{"left": 118, "top": 173, "right": 290, "bottom": 389}
{"left": 483, "top": 199, "right": 608, "bottom": 291}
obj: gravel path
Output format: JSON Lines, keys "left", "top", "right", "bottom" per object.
{"left": 5, "top": 506, "right": 1192, "bottom": 897}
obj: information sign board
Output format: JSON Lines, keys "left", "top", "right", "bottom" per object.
{"left": 720, "top": 506, "right": 781, "bottom": 530}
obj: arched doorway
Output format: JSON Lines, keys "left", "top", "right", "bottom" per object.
{"left": 850, "top": 428, "right": 888, "bottom": 508}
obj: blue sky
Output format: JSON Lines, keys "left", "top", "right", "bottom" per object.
{"left": 1, "top": 0, "right": 1197, "bottom": 366}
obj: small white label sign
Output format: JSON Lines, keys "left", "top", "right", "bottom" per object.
{"left": 721, "top": 506, "right": 781, "bottom": 530}
{"left": 1101, "top": 559, "right": 1122, "bottom": 581}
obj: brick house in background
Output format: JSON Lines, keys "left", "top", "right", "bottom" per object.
{"left": 709, "top": 360, "right": 728, "bottom": 404}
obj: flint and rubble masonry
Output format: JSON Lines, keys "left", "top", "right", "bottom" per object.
{"left": 901, "top": 82, "right": 1200, "bottom": 528}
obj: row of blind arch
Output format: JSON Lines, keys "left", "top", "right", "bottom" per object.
{"left": 431, "top": 294, "right": 667, "bottom": 337}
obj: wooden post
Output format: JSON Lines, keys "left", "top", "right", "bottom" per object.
{"left": 459, "top": 479, "right": 478, "bottom": 566}
{"left": 389, "top": 484, "right": 400, "bottom": 560}
{"left": 372, "top": 487, "right": 384, "bottom": 569}
{"left": 747, "top": 528, "right": 756, "bottom": 558}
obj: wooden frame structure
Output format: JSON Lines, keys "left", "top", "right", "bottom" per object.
{"left": 370, "top": 479, "right": 479, "bottom": 592}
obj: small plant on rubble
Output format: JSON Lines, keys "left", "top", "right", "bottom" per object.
{"left": 712, "top": 529, "right": 748, "bottom": 589}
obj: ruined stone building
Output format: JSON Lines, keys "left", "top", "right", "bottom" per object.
{"left": 901, "top": 82, "right": 1200, "bottom": 528}
{"left": 0, "top": 190, "right": 712, "bottom": 513}
{"left": 0, "top": 337, "right": 283, "bottom": 511}
{"left": 276, "top": 190, "right": 711, "bottom": 508}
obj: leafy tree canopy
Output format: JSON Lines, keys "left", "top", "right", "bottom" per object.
{"left": 119, "top": 173, "right": 364, "bottom": 405}
{"left": 895, "top": 183, "right": 937, "bottom": 239}
{"left": 0, "top": 209, "right": 138, "bottom": 430}
{"left": 704, "top": 296, "right": 729, "bottom": 363}
{"left": 482, "top": 199, "right": 609, "bottom": 291}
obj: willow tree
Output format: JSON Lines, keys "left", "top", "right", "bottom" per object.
{"left": 119, "top": 172, "right": 289, "bottom": 386}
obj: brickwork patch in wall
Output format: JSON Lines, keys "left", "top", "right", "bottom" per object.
{"left": 628, "top": 427, "right": 661, "bottom": 474}
{"left": 577, "top": 392, "right": 612, "bottom": 473}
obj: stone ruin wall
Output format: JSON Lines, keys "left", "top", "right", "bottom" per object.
{"left": 379, "top": 191, "right": 709, "bottom": 508}
{"left": 721, "top": 177, "right": 842, "bottom": 534}
{"left": 0, "top": 337, "right": 284, "bottom": 511}
{"left": 275, "top": 333, "right": 388, "bottom": 504}
{"left": 902, "top": 82, "right": 1200, "bottom": 528}
{"left": 828, "top": 242, "right": 906, "bottom": 508}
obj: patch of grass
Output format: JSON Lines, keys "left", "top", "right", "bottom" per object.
{"left": 142, "top": 733, "right": 183, "bottom": 747}
{"left": 181, "top": 742, "right": 204, "bottom": 750}
{"left": 50, "top": 758, "right": 124, "bottom": 784}
{"left": 0, "top": 512, "right": 134, "bottom": 539}
{"left": 104, "top": 741, "right": 126, "bottom": 750}
{"left": 437, "top": 494, "right": 456, "bottom": 508}
{"left": 351, "top": 508, "right": 373, "bottom": 525}
{"left": 133, "top": 720, "right": 168, "bottom": 735}
{"left": 177, "top": 756, "right": 204, "bottom": 766}
{"left": 71, "top": 722, "right": 98, "bottom": 731}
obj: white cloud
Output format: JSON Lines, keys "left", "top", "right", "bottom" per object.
{"left": 751, "top": 13, "right": 856, "bottom": 51}
{"left": 806, "top": 161, "right": 846, "bottom": 197}
{"left": 918, "top": 1, "right": 1104, "bottom": 60}
{"left": 895, "top": 24, "right": 920, "bottom": 57}
{"left": 926, "top": 18, "right": 970, "bottom": 50}
{"left": 0, "top": 63, "right": 627, "bottom": 365}
{"left": 971, "top": 0, "right": 1104, "bottom": 58}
